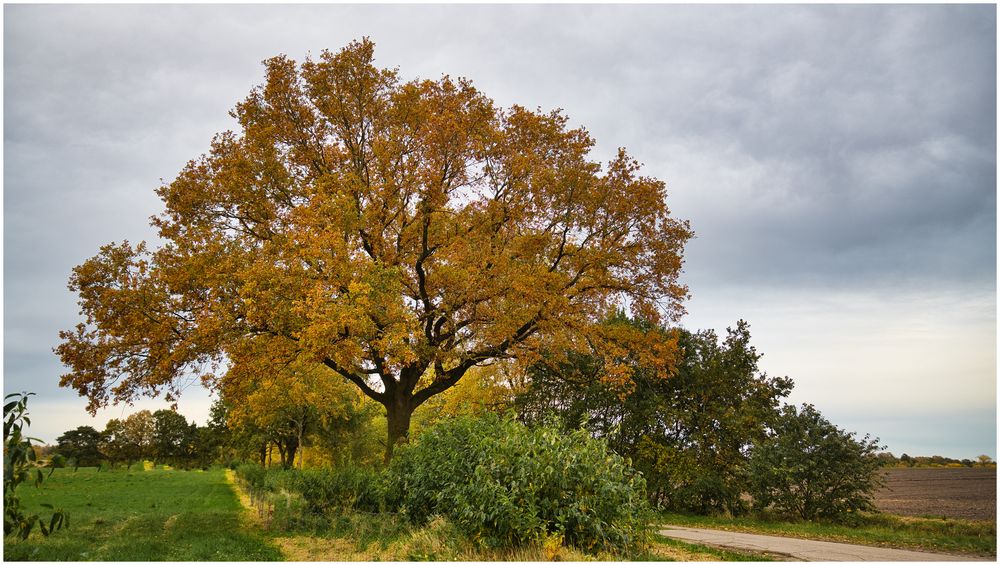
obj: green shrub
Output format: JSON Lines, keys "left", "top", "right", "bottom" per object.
{"left": 235, "top": 463, "right": 385, "bottom": 515}
{"left": 387, "top": 414, "right": 650, "bottom": 553}
{"left": 292, "top": 465, "right": 385, "bottom": 514}
{"left": 234, "top": 463, "right": 268, "bottom": 492}
{"left": 748, "top": 403, "right": 883, "bottom": 522}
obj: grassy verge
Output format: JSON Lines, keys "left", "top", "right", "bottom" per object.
{"left": 4, "top": 466, "right": 282, "bottom": 561}
{"left": 652, "top": 534, "right": 774, "bottom": 561}
{"left": 657, "top": 511, "right": 996, "bottom": 558}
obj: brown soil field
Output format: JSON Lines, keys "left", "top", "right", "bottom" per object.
{"left": 875, "top": 467, "right": 996, "bottom": 521}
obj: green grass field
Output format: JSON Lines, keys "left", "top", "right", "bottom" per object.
{"left": 4, "top": 466, "right": 282, "bottom": 561}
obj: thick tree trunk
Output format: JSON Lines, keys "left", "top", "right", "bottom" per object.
{"left": 384, "top": 398, "right": 414, "bottom": 464}
{"left": 285, "top": 440, "right": 298, "bottom": 470}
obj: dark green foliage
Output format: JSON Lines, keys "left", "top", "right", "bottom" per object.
{"left": 308, "top": 399, "right": 386, "bottom": 467}
{"left": 98, "top": 409, "right": 218, "bottom": 470}
{"left": 99, "top": 411, "right": 154, "bottom": 469}
{"left": 292, "top": 466, "right": 384, "bottom": 514}
{"left": 748, "top": 404, "right": 884, "bottom": 521}
{"left": 234, "top": 463, "right": 269, "bottom": 494}
{"left": 386, "top": 414, "right": 651, "bottom": 553}
{"left": 516, "top": 317, "right": 792, "bottom": 515}
{"left": 233, "top": 463, "right": 385, "bottom": 515}
{"left": 55, "top": 426, "right": 103, "bottom": 468}
{"left": 151, "top": 409, "right": 195, "bottom": 465}
{"left": 4, "top": 392, "right": 68, "bottom": 539}
{"left": 189, "top": 425, "right": 223, "bottom": 469}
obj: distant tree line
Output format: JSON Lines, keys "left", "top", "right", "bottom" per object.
{"left": 51, "top": 409, "right": 218, "bottom": 470}
{"left": 48, "top": 394, "right": 381, "bottom": 472}
{"left": 876, "top": 452, "right": 995, "bottom": 468}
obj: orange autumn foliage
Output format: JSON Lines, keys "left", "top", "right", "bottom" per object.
{"left": 56, "top": 39, "right": 692, "bottom": 461}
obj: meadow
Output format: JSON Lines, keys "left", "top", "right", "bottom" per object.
{"left": 3, "top": 466, "right": 281, "bottom": 561}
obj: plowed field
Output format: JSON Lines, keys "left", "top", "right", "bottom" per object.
{"left": 875, "top": 468, "right": 996, "bottom": 521}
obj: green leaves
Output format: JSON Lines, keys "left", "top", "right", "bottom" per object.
{"left": 4, "top": 392, "right": 69, "bottom": 539}
{"left": 385, "top": 414, "right": 651, "bottom": 554}
{"left": 516, "top": 318, "right": 793, "bottom": 515}
{"left": 748, "top": 404, "right": 884, "bottom": 521}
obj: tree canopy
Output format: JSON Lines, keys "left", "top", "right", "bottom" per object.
{"left": 749, "top": 403, "right": 884, "bottom": 521}
{"left": 55, "top": 425, "right": 103, "bottom": 468}
{"left": 515, "top": 317, "right": 792, "bottom": 513}
{"left": 100, "top": 410, "right": 154, "bottom": 469}
{"left": 56, "top": 38, "right": 692, "bottom": 460}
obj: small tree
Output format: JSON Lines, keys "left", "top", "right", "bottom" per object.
{"left": 151, "top": 409, "right": 192, "bottom": 466}
{"left": 515, "top": 317, "right": 792, "bottom": 514}
{"left": 4, "top": 393, "right": 68, "bottom": 539}
{"left": 100, "top": 410, "right": 154, "bottom": 469}
{"left": 55, "top": 426, "right": 103, "bottom": 468}
{"left": 748, "top": 404, "right": 883, "bottom": 521}
{"left": 221, "top": 354, "right": 360, "bottom": 469}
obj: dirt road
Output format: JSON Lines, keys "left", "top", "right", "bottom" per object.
{"left": 658, "top": 525, "right": 989, "bottom": 561}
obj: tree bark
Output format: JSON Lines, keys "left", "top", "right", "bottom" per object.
{"left": 297, "top": 419, "right": 305, "bottom": 470}
{"left": 384, "top": 397, "right": 414, "bottom": 464}
{"left": 275, "top": 441, "right": 286, "bottom": 468}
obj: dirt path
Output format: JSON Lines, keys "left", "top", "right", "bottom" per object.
{"left": 224, "top": 469, "right": 263, "bottom": 523}
{"left": 224, "top": 469, "right": 370, "bottom": 561}
{"left": 658, "top": 525, "right": 989, "bottom": 562}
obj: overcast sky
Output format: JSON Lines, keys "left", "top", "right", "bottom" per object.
{"left": 4, "top": 4, "right": 996, "bottom": 459}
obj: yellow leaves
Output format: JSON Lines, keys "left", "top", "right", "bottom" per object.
{"left": 600, "top": 362, "right": 635, "bottom": 399}
{"left": 347, "top": 281, "right": 373, "bottom": 306}
{"left": 223, "top": 339, "right": 359, "bottom": 433}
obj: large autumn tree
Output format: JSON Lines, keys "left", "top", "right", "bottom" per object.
{"left": 57, "top": 39, "right": 692, "bottom": 461}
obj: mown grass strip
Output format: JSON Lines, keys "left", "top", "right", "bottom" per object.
{"left": 644, "top": 534, "right": 772, "bottom": 561}
{"left": 4, "top": 466, "right": 283, "bottom": 561}
{"left": 658, "top": 511, "right": 996, "bottom": 558}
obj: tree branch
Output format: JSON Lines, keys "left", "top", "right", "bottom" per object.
{"left": 322, "top": 358, "right": 385, "bottom": 402}
{"left": 412, "top": 315, "right": 540, "bottom": 406}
